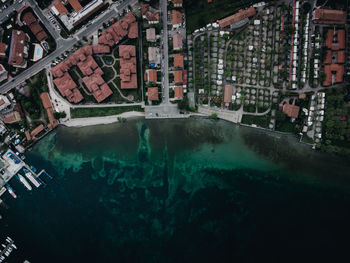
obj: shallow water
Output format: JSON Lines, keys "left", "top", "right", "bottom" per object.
{"left": 1, "top": 118, "right": 350, "bottom": 262}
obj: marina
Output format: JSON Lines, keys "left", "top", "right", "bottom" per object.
{"left": 0, "top": 236, "right": 17, "bottom": 263}
{"left": 0, "top": 150, "right": 52, "bottom": 201}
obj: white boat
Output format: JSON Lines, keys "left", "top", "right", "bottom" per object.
{"left": 24, "top": 171, "right": 40, "bottom": 188}
{"left": 18, "top": 174, "right": 32, "bottom": 191}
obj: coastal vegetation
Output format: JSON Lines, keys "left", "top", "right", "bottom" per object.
{"left": 320, "top": 87, "right": 350, "bottom": 156}
{"left": 70, "top": 106, "right": 144, "bottom": 118}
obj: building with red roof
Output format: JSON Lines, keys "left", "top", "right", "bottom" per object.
{"left": 0, "top": 64, "right": 8, "bottom": 82}
{"left": 52, "top": 0, "right": 68, "bottom": 14}
{"left": 147, "top": 87, "right": 158, "bottom": 101}
{"left": 119, "top": 45, "right": 137, "bottom": 89}
{"left": 8, "top": 30, "right": 28, "bottom": 68}
{"left": 173, "top": 54, "right": 184, "bottom": 68}
{"left": 172, "top": 10, "right": 182, "bottom": 27}
{"left": 323, "top": 64, "right": 344, "bottom": 86}
{"left": 174, "top": 70, "right": 183, "bottom": 83}
{"left": 40, "top": 92, "right": 59, "bottom": 128}
{"left": 30, "top": 124, "right": 44, "bottom": 138}
{"left": 98, "top": 12, "right": 138, "bottom": 46}
{"left": 141, "top": 3, "right": 159, "bottom": 24}
{"left": 218, "top": 7, "right": 256, "bottom": 28}
{"left": 3, "top": 111, "right": 21, "bottom": 124}
{"left": 0, "top": 43, "right": 6, "bottom": 58}
{"left": 68, "top": 0, "right": 83, "bottom": 12}
{"left": 313, "top": 8, "right": 346, "bottom": 24}
{"left": 283, "top": 104, "right": 300, "bottom": 118}
{"left": 224, "top": 85, "right": 233, "bottom": 104}
{"left": 53, "top": 72, "right": 83, "bottom": 103}
{"left": 174, "top": 86, "right": 183, "bottom": 99}
{"left": 147, "top": 69, "right": 157, "bottom": 83}
{"left": 338, "top": 51, "right": 345, "bottom": 64}
{"left": 22, "top": 11, "right": 47, "bottom": 42}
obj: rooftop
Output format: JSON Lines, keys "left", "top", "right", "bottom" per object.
{"left": 283, "top": 104, "right": 300, "bottom": 118}
{"left": 148, "top": 87, "right": 158, "bottom": 101}
{"left": 313, "top": 8, "right": 346, "bottom": 24}
{"left": 218, "top": 7, "right": 256, "bottom": 28}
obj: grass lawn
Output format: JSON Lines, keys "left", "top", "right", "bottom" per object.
{"left": 70, "top": 105, "right": 144, "bottom": 118}
{"left": 102, "top": 67, "right": 115, "bottom": 82}
{"left": 275, "top": 120, "right": 295, "bottom": 133}
{"left": 185, "top": 0, "right": 262, "bottom": 32}
{"left": 241, "top": 114, "right": 270, "bottom": 128}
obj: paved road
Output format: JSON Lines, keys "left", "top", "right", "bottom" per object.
{"left": 0, "top": 0, "right": 24, "bottom": 24}
{"left": 0, "top": 0, "right": 135, "bottom": 94}
{"left": 160, "top": 0, "right": 169, "bottom": 104}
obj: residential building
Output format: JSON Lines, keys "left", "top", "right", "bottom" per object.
{"left": 218, "top": 7, "right": 256, "bottom": 28}
{"left": 51, "top": 0, "right": 68, "bottom": 15}
{"left": 0, "top": 43, "right": 7, "bottom": 58}
{"left": 172, "top": 10, "right": 182, "bottom": 28}
{"left": 147, "top": 69, "right": 157, "bottom": 83}
{"left": 147, "top": 87, "right": 158, "bottom": 101}
{"left": 148, "top": 47, "right": 159, "bottom": 64}
{"left": 53, "top": 72, "right": 83, "bottom": 103}
{"left": 0, "top": 94, "right": 10, "bottom": 111}
{"left": 141, "top": 3, "right": 159, "bottom": 24}
{"left": 313, "top": 8, "right": 346, "bottom": 24}
{"left": 119, "top": 45, "right": 137, "bottom": 89}
{"left": 146, "top": 28, "right": 156, "bottom": 42}
{"left": 0, "top": 65, "right": 8, "bottom": 83}
{"left": 69, "top": 0, "right": 83, "bottom": 12}
{"left": 283, "top": 104, "right": 300, "bottom": 118}
{"left": 22, "top": 11, "right": 48, "bottom": 42}
{"left": 30, "top": 124, "right": 44, "bottom": 138}
{"left": 40, "top": 92, "right": 58, "bottom": 129}
{"left": 173, "top": 34, "right": 183, "bottom": 50}
{"left": 98, "top": 12, "right": 138, "bottom": 46}
{"left": 174, "top": 86, "right": 183, "bottom": 99}
{"left": 3, "top": 111, "right": 21, "bottom": 124}
{"left": 8, "top": 30, "right": 28, "bottom": 68}
{"left": 174, "top": 70, "right": 183, "bottom": 83}
{"left": 173, "top": 54, "right": 184, "bottom": 68}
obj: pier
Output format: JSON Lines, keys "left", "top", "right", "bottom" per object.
{"left": 0, "top": 237, "right": 16, "bottom": 263}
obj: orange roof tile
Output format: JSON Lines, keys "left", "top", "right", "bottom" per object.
{"left": 224, "top": 85, "right": 233, "bottom": 103}
{"left": 68, "top": 0, "right": 83, "bottom": 12}
{"left": 218, "top": 7, "right": 256, "bottom": 28}
{"left": 53, "top": 0, "right": 68, "bottom": 14}
{"left": 172, "top": 10, "right": 182, "bottom": 25}
{"left": 313, "top": 8, "right": 346, "bottom": 24}
{"left": 174, "top": 86, "right": 183, "bottom": 98}
{"left": 174, "top": 70, "right": 182, "bottom": 83}
{"left": 30, "top": 124, "right": 44, "bottom": 137}
{"left": 148, "top": 87, "right": 158, "bottom": 101}
{"left": 8, "top": 30, "right": 25, "bottom": 67}
{"left": 173, "top": 54, "right": 184, "bottom": 68}
{"left": 148, "top": 69, "right": 157, "bottom": 82}
{"left": 283, "top": 104, "right": 300, "bottom": 118}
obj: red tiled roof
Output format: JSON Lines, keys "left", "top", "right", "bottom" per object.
{"left": 173, "top": 54, "right": 184, "bottom": 68}
{"left": 174, "top": 70, "right": 182, "bottom": 83}
{"left": 0, "top": 43, "right": 6, "bottom": 58}
{"left": 148, "top": 87, "right": 158, "bottom": 101}
{"left": 40, "top": 92, "right": 58, "bottom": 129}
{"left": 3, "top": 112, "right": 21, "bottom": 123}
{"left": 172, "top": 10, "right": 182, "bottom": 25}
{"left": 325, "top": 29, "right": 345, "bottom": 50}
{"left": 92, "top": 44, "right": 110, "bottom": 54}
{"left": 323, "top": 64, "right": 344, "bottom": 86}
{"left": 338, "top": 50, "right": 345, "bottom": 64}
{"left": 8, "top": 30, "right": 25, "bottom": 67}
{"left": 283, "top": 104, "right": 300, "bottom": 118}
{"left": 77, "top": 55, "right": 98, "bottom": 76}
{"left": 83, "top": 73, "right": 112, "bottom": 102}
{"left": 324, "top": 50, "right": 332, "bottom": 64}
{"left": 218, "top": 7, "right": 256, "bottom": 28}
{"left": 53, "top": 72, "right": 83, "bottom": 103}
{"left": 174, "top": 86, "right": 183, "bottom": 98}
{"left": 36, "top": 30, "right": 48, "bottom": 42}
{"left": 313, "top": 8, "right": 346, "bottom": 24}
{"left": 148, "top": 69, "right": 157, "bottom": 82}
{"left": 53, "top": 0, "right": 68, "bottom": 14}
{"left": 128, "top": 22, "right": 138, "bottom": 38}
{"left": 68, "top": 0, "right": 83, "bottom": 12}
{"left": 30, "top": 124, "right": 44, "bottom": 137}
{"left": 22, "top": 12, "right": 36, "bottom": 26}
{"left": 25, "top": 130, "right": 31, "bottom": 141}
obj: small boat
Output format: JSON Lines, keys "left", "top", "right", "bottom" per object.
{"left": 17, "top": 174, "right": 32, "bottom": 191}
{"left": 5, "top": 184, "right": 17, "bottom": 199}
{"left": 23, "top": 169, "right": 40, "bottom": 188}
{"left": 11, "top": 244, "right": 17, "bottom": 249}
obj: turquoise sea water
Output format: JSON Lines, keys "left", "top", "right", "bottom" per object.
{"left": 1, "top": 118, "right": 350, "bottom": 262}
